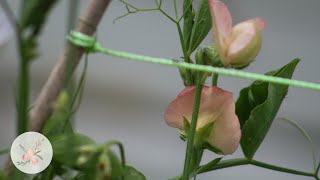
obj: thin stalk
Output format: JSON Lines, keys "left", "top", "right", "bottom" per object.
{"left": 315, "top": 162, "right": 320, "bottom": 178}
{"left": 197, "top": 158, "right": 317, "bottom": 178}
{"left": 66, "top": 0, "right": 80, "bottom": 124}
{"left": 176, "top": 22, "right": 193, "bottom": 85}
{"left": 212, "top": 73, "right": 218, "bottom": 86}
{"left": 182, "top": 83, "right": 203, "bottom": 179}
{"left": 250, "top": 159, "right": 315, "bottom": 178}
{"left": 174, "top": 0, "right": 178, "bottom": 20}
{"left": 1, "top": 0, "right": 30, "bottom": 134}
{"left": 16, "top": 0, "right": 30, "bottom": 134}
{"left": 17, "top": 46, "right": 29, "bottom": 134}
{"left": 106, "top": 141, "right": 126, "bottom": 168}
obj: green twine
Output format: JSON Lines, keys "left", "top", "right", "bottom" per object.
{"left": 67, "top": 31, "right": 320, "bottom": 91}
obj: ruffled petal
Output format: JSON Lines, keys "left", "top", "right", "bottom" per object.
{"left": 209, "top": 0, "right": 233, "bottom": 39}
{"left": 208, "top": 0, "right": 233, "bottom": 62}
{"left": 164, "top": 86, "right": 237, "bottom": 130}
{"left": 226, "top": 21, "right": 262, "bottom": 66}
{"left": 207, "top": 96, "right": 241, "bottom": 154}
{"left": 165, "top": 86, "right": 241, "bottom": 154}
{"left": 164, "top": 87, "right": 196, "bottom": 129}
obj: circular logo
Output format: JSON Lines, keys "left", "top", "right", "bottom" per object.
{"left": 10, "top": 132, "right": 53, "bottom": 174}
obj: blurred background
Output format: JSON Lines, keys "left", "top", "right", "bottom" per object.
{"left": 0, "top": 0, "right": 320, "bottom": 179}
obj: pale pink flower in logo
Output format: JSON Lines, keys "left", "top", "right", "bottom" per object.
{"left": 22, "top": 153, "right": 30, "bottom": 161}
{"left": 209, "top": 0, "right": 266, "bottom": 68}
{"left": 31, "top": 157, "right": 39, "bottom": 165}
{"left": 17, "top": 138, "right": 44, "bottom": 166}
{"left": 164, "top": 86, "right": 241, "bottom": 154}
{"left": 22, "top": 149, "right": 34, "bottom": 161}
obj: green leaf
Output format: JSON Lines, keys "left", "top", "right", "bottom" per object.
{"left": 197, "top": 122, "right": 214, "bottom": 141}
{"left": 236, "top": 59, "right": 300, "bottom": 159}
{"left": 188, "top": 0, "right": 212, "bottom": 53}
{"left": 183, "top": 0, "right": 195, "bottom": 50}
{"left": 20, "top": 0, "right": 59, "bottom": 36}
{"left": 123, "top": 166, "right": 146, "bottom": 180}
{"left": 50, "top": 133, "right": 95, "bottom": 167}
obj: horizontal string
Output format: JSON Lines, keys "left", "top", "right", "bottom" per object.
{"left": 67, "top": 31, "right": 320, "bottom": 91}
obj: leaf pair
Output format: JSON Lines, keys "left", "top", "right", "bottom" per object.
{"left": 236, "top": 59, "right": 300, "bottom": 159}
{"left": 183, "top": 0, "right": 212, "bottom": 54}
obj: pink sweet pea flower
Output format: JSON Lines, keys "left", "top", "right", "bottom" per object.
{"left": 22, "top": 153, "right": 30, "bottom": 161}
{"left": 209, "top": 0, "right": 266, "bottom": 68}
{"left": 22, "top": 149, "right": 34, "bottom": 161}
{"left": 164, "top": 86, "right": 241, "bottom": 154}
{"left": 31, "top": 156, "right": 39, "bottom": 165}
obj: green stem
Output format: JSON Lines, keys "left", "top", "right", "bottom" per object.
{"left": 182, "top": 83, "right": 203, "bottom": 180}
{"left": 66, "top": 0, "right": 80, "bottom": 124}
{"left": 211, "top": 73, "right": 218, "bottom": 86}
{"left": 315, "top": 162, "right": 320, "bottom": 178}
{"left": 106, "top": 140, "right": 126, "bottom": 168}
{"left": 16, "top": 4, "right": 30, "bottom": 134}
{"left": 250, "top": 159, "right": 315, "bottom": 177}
{"left": 2, "top": 0, "right": 30, "bottom": 134}
{"left": 17, "top": 50, "right": 29, "bottom": 134}
{"left": 197, "top": 158, "right": 316, "bottom": 178}
{"left": 176, "top": 23, "right": 193, "bottom": 85}
{"left": 174, "top": 0, "right": 178, "bottom": 20}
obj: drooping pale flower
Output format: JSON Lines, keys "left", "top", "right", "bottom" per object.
{"left": 209, "top": 0, "right": 266, "bottom": 68}
{"left": 164, "top": 86, "right": 241, "bottom": 154}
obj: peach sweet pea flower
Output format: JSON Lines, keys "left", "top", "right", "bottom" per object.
{"left": 31, "top": 156, "right": 39, "bottom": 165}
{"left": 164, "top": 86, "right": 241, "bottom": 154}
{"left": 209, "top": 0, "right": 266, "bottom": 68}
{"left": 22, "top": 149, "right": 34, "bottom": 161}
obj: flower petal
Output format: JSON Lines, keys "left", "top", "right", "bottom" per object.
{"left": 226, "top": 21, "right": 262, "bottom": 66}
{"left": 250, "top": 17, "right": 266, "bottom": 31}
{"left": 208, "top": 0, "right": 233, "bottom": 40}
{"left": 207, "top": 96, "right": 241, "bottom": 154}
{"left": 208, "top": 0, "right": 233, "bottom": 62}
{"left": 164, "top": 86, "right": 237, "bottom": 130}
{"left": 164, "top": 87, "right": 196, "bottom": 129}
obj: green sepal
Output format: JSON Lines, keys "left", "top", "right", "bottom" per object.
{"left": 202, "top": 143, "right": 223, "bottom": 154}
{"left": 194, "top": 122, "right": 214, "bottom": 148}
{"left": 183, "top": 116, "right": 191, "bottom": 133}
{"left": 203, "top": 46, "right": 224, "bottom": 67}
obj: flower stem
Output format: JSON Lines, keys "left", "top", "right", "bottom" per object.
{"left": 182, "top": 83, "right": 203, "bottom": 179}
{"left": 197, "top": 158, "right": 317, "bottom": 178}
{"left": 212, "top": 73, "right": 219, "bottom": 86}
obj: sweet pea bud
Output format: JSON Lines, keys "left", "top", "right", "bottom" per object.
{"left": 209, "top": 0, "right": 266, "bottom": 69}
{"left": 203, "top": 46, "right": 224, "bottom": 67}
